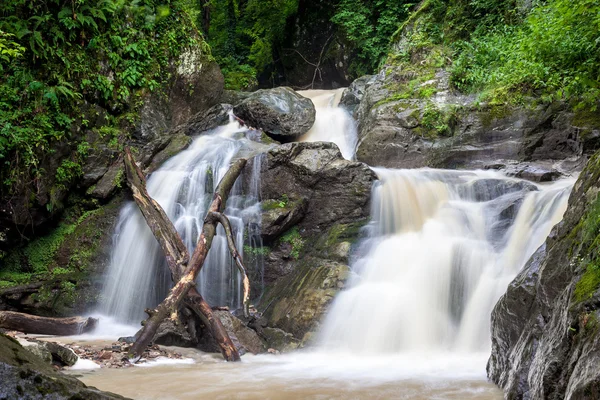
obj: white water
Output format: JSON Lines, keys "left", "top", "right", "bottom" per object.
{"left": 319, "top": 169, "right": 573, "bottom": 355}
{"left": 100, "top": 117, "right": 265, "bottom": 323}
{"left": 298, "top": 89, "right": 358, "bottom": 160}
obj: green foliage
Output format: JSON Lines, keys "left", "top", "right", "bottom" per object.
{"left": 450, "top": 0, "right": 600, "bottom": 108}
{"left": 280, "top": 227, "right": 304, "bottom": 259}
{"left": 574, "top": 193, "right": 600, "bottom": 303}
{"left": 0, "top": 0, "right": 209, "bottom": 198}
{"left": 243, "top": 245, "right": 270, "bottom": 257}
{"left": 0, "top": 30, "right": 25, "bottom": 69}
{"left": 332, "top": 0, "right": 415, "bottom": 76}
{"left": 207, "top": 0, "right": 298, "bottom": 89}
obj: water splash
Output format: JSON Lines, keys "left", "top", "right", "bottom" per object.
{"left": 100, "top": 117, "right": 264, "bottom": 323}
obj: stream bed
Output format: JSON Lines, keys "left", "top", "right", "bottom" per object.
{"left": 71, "top": 348, "right": 503, "bottom": 400}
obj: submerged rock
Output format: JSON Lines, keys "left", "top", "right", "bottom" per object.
{"left": 233, "top": 87, "right": 316, "bottom": 141}
{"left": 488, "top": 150, "right": 600, "bottom": 399}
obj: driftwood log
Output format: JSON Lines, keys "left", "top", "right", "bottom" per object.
{"left": 123, "top": 147, "right": 250, "bottom": 362}
{"left": 0, "top": 311, "right": 98, "bottom": 335}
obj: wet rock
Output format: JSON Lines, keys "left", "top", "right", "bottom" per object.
{"left": 220, "top": 89, "right": 252, "bottom": 106}
{"left": 153, "top": 319, "right": 196, "bottom": 348}
{"left": 350, "top": 66, "right": 598, "bottom": 174}
{"left": 17, "top": 339, "right": 53, "bottom": 364}
{"left": 261, "top": 197, "right": 308, "bottom": 243}
{"left": 136, "top": 50, "right": 223, "bottom": 141}
{"left": 488, "top": 150, "right": 600, "bottom": 399}
{"left": 145, "top": 134, "right": 192, "bottom": 173}
{"left": 254, "top": 142, "right": 374, "bottom": 339}
{"left": 89, "top": 158, "right": 124, "bottom": 200}
{"left": 262, "top": 327, "right": 300, "bottom": 353}
{"left": 457, "top": 178, "right": 538, "bottom": 202}
{"left": 233, "top": 87, "right": 316, "bottom": 141}
{"left": 0, "top": 334, "right": 127, "bottom": 399}
{"left": 44, "top": 341, "right": 78, "bottom": 366}
{"left": 340, "top": 75, "right": 376, "bottom": 115}
{"left": 262, "top": 257, "right": 350, "bottom": 340}
{"left": 214, "top": 311, "right": 266, "bottom": 355}
{"left": 183, "top": 103, "right": 232, "bottom": 135}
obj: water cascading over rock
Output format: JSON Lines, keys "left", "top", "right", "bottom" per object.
{"left": 100, "top": 118, "right": 265, "bottom": 323}
{"left": 318, "top": 168, "right": 573, "bottom": 359}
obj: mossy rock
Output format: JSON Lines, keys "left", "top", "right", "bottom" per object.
{"left": 1, "top": 195, "right": 123, "bottom": 316}
{"left": 0, "top": 334, "right": 127, "bottom": 399}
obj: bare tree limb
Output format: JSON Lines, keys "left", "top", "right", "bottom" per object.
{"left": 124, "top": 154, "right": 248, "bottom": 362}
{"left": 208, "top": 211, "right": 251, "bottom": 318}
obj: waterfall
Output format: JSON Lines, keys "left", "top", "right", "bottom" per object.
{"left": 318, "top": 168, "right": 573, "bottom": 354}
{"left": 298, "top": 89, "right": 358, "bottom": 160}
{"left": 100, "top": 118, "right": 264, "bottom": 323}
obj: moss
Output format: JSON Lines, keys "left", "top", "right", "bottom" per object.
{"left": 324, "top": 222, "right": 365, "bottom": 248}
{"left": 262, "top": 195, "right": 290, "bottom": 211}
{"left": 478, "top": 104, "right": 514, "bottom": 128}
{"left": 279, "top": 227, "right": 304, "bottom": 260}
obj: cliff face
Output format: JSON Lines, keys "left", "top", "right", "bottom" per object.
{"left": 488, "top": 150, "right": 600, "bottom": 399}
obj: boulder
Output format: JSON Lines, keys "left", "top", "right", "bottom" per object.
{"left": 44, "top": 341, "right": 78, "bottom": 366}
{"left": 261, "top": 197, "right": 308, "bottom": 243}
{"left": 136, "top": 50, "right": 224, "bottom": 141}
{"left": 488, "top": 149, "right": 600, "bottom": 399}
{"left": 0, "top": 334, "right": 127, "bottom": 399}
{"left": 254, "top": 142, "right": 376, "bottom": 340}
{"left": 350, "top": 66, "right": 599, "bottom": 177}
{"left": 233, "top": 87, "right": 316, "bottom": 141}
{"left": 214, "top": 311, "right": 266, "bottom": 355}
{"left": 183, "top": 103, "right": 232, "bottom": 135}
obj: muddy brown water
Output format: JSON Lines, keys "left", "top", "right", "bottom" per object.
{"left": 66, "top": 345, "right": 503, "bottom": 400}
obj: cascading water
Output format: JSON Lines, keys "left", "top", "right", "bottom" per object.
{"left": 318, "top": 168, "right": 573, "bottom": 356}
{"left": 298, "top": 89, "right": 358, "bottom": 160}
{"left": 81, "top": 89, "right": 576, "bottom": 399}
{"left": 100, "top": 117, "right": 265, "bottom": 323}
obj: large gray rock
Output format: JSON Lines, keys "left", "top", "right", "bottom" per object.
{"left": 351, "top": 66, "right": 598, "bottom": 177}
{"left": 233, "top": 87, "right": 316, "bottom": 141}
{"left": 253, "top": 142, "right": 376, "bottom": 341}
{"left": 488, "top": 150, "right": 600, "bottom": 399}
{"left": 136, "top": 50, "right": 224, "bottom": 141}
{"left": 0, "top": 334, "right": 127, "bottom": 399}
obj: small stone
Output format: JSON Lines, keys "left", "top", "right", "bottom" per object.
{"left": 98, "top": 350, "right": 112, "bottom": 360}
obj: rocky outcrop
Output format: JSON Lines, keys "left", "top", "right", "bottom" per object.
{"left": 233, "top": 87, "right": 316, "bottom": 142}
{"left": 135, "top": 50, "right": 224, "bottom": 141}
{"left": 488, "top": 150, "right": 600, "bottom": 399}
{"left": 253, "top": 142, "right": 376, "bottom": 342}
{"left": 350, "top": 67, "right": 599, "bottom": 179}
{"left": 0, "top": 333, "right": 127, "bottom": 399}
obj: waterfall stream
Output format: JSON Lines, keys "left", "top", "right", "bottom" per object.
{"left": 100, "top": 117, "right": 264, "bottom": 323}
{"left": 81, "top": 89, "right": 575, "bottom": 399}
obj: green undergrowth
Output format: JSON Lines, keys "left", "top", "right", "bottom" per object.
{"left": 0, "top": 0, "right": 210, "bottom": 202}
{"left": 573, "top": 196, "right": 600, "bottom": 303}
{"left": 386, "top": 0, "right": 600, "bottom": 111}
{"left": 572, "top": 154, "right": 600, "bottom": 303}
{"left": 0, "top": 199, "right": 114, "bottom": 289}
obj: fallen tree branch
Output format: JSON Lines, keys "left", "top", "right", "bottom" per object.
{"left": 0, "top": 311, "right": 97, "bottom": 336}
{"left": 123, "top": 148, "right": 247, "bottom": 362}
{"left": 208, "top": 211, "right": 251, "bottom": 318}
{"left": 124, "top": 147, "right": 189, "bottom": 280}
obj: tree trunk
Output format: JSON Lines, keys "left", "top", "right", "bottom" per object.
{"left": 123, "top": 147, "right": 247, "bottom": 362}
{"left": 0, "top": 311, "right": 97, "bottom": 336}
